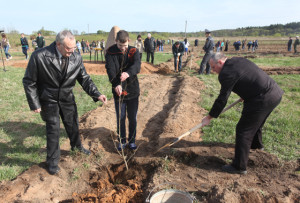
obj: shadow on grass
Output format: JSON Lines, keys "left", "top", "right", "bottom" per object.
{"left": 0, "top": 121, "right": 68, "bottom": 167}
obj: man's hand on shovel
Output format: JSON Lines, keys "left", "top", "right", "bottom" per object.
{"left": 201, "top": 115, "right": 213, "bottom": 127}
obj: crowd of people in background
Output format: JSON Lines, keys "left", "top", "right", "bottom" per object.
{"left": 288, "top": 36, "right": 300, "bottom": 54}
{"left": 1, "top": 31, "right": 300, "bottom": 64}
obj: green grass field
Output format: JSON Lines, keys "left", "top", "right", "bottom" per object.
{"left": 196, "top": 55, "right": 300, "bottom": 67}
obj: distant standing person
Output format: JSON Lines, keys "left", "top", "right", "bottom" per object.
{"left": 20, "top": 33, "right": 29, "bottom": 59}
{"left": 160, "top": 39, "right": 164, "bottom": 52}
{"left": 156, "top": 39, "right": 161, "bottom": 51}
{"left": 194, "top": 39, "right": 199, "bottom": 47}
{"left": 294, "top": 36, "right": 299, "bottom": 54}
{"left": 220, "top": 40, "right": 224, "bottom": 51}
{"left": 247, "top": 40, "right": 253, "bottom": 51}
{"left": 254, "top": 40, "right": 259, "bottom": 50}
{"left": 172, "top": 41, "right": 185, "bottom": 73}
{"left": 215, "top": 41, "right": 221, "bottom": 52}
{"left": 76, "top": 40, "right": 82, "bottom": 54}
{"left": 184, "top": 38, "right": 189, "bottom": 57}
{"left": 287, "top": 37, "right": 292, "bottom": 52}
{"left": 242, "top": 39, "right": 246, "bottom": 50}
{"left": 224, "top": 40, "right": 229, "bottom": 52}
{"left": 100, "top": 39, "right": 105, "bottom": 50}
{"left": 23, "top": 30, "right": 107, "bottom": 175}
{"left": 86, "top": 40, "right": 90, "bottom": 52}
{"left": 36, "top": 32, "right": 45, "bottom": 49}
{"left": 201, "top": 52, "right": 283, "bottom": 174}
{"left": 234, "top": 40, "right": 241, "bottom": 51}
{"left": 144, "top": 33, "right": 156, "bottom": 64}
{"left": 81, "top": 39, "right": 87, "bottom": 53}
{"left": 199, "top": 29, "right": 214, "bottom": 75}
{"left": 1, "top": 33, "right": 12, "bottom": 60}
{"left": 105, "top": 30, "right": 141, "bottom": 151}
{"left": 134, "top": 34, "right": 144, "bottom": 60}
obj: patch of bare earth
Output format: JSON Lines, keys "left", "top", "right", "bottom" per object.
{"left": 0, "top": 54, "right": 299, "bottom": 202}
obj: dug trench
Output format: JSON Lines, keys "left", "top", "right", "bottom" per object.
{"left": 0, "top": 55, "right": 299, "bottom": 202}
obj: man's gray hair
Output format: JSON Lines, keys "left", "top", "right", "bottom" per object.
{"left": 56, "top": 30, "right": 75, "bottom": 44}
{"left": 210, "top": 52, "right": 227, "bottom": 63}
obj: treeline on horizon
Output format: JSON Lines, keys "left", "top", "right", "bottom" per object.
{"left": 131, "top": 22, "right": 300, "bottom": 38}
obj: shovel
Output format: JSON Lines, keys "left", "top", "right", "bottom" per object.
{"left": 155, "top": 98, "right": 243, "bottom": 153}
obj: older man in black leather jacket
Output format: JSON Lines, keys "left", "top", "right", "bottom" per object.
{"left": 23, "top": 30, "right": 107, "bottom": 175}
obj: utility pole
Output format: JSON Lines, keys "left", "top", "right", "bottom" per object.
{"left": 185, "top": 20, "right": 187, "bottom": 38}
{"left": 88, "top": 24, "right": 89, "bottom": 34}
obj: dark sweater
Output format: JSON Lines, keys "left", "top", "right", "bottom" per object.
{"left": 105, "top": 44, "right": 141, "bottom": 100}
{"left": 172, "top": 42, "right": 185, "bottom": 56}
{"left": 36, "top": 36, "right": 45, "bottom": 48}
{"left": 209, "top": 57, "right": 283, "bottom": 118}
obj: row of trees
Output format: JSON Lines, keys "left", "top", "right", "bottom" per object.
{"left": 135, "top": 22, "right": 300, "bottom": 38}
{"left": 212, "top": 22, "right": 300, "bottom": 37}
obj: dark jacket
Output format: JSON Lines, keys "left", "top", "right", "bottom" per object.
{"left": 203, "top": 36, "right": 214, "bottom": 53}
{"left": 23, "top": 42, "right": 101, "bottom": 110}
{"left": 36, "top": 36, "right": 45, "bottom": 48}
{"left": 294, "top": 39, "right": 300, "bottom": 47}
{"left": 209, "top": 57, "right": 283, "bottom": 118}
{"left": 20, "top": 37, "right": 29, "bottom": 47}
{"left": 172, "top": 42, "right": 185, "bottom": 56}
{"left": 81, "top": 40, "right": 87, "bottom": 48}
{"left": 144, "top": 37, "right": 156, "bottom": 52}
{"left": 105, "top": 44, "right": 141, "bottom": 100}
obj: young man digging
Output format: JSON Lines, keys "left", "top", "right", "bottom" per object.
{"left": 105, "top": 30, "right": 141, "bottom": 151}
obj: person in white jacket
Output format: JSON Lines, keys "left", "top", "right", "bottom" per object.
{"left": 134, "top": 35, "right": 144, "bottom": 60}
{"left": 184, "top": 38, "right": 190, "bottom": 57}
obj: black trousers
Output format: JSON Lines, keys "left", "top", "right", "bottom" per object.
{"left": 199, "top": 52, "right": 212, "bottom": 74}
{"left": 139, "top": 53, "right": 142, "bottom": 61}
{"left": 232, "top": 91, "right": 282, "bottom": 171}
{"left": 114, "top": 97, "right": 139, "bottom": 144}
{"left": 22, "top": 47, "right": 28, "bottom": 58}
{"left": 40, "top": 103, "right": 81, "bottom": 167}
{"left": 146, "top": 51, "right": 154, "bottom": 64}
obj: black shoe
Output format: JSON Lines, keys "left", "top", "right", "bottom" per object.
{"left": 222, "top": 164, "right": 247, "bottom": 175}
{"left": 72, "top": 146, "right": 91, "bottom": 155}
{"left": 129, "top": 143, "right": 137, "bottom": 150}
{"left": 117, "top": 143, "right": 127, "bottom": 151}
{"left": 48, "top": 165, "right": 60, "bottom": 175}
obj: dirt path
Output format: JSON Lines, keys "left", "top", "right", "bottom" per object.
{"left": 0, "top": 56, "right": 299, "bottom": 202}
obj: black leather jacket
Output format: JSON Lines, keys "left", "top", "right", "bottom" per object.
{"left": 23, "top": 42, "right": 101, "bottom": 110}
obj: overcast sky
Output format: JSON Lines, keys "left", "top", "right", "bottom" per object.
{"left": 1, "top": 0, "right": 299, "bottom": 35}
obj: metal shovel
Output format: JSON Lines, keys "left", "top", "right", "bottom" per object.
{"left": 155, "top": 98, "right": 243, "bottom": 153}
